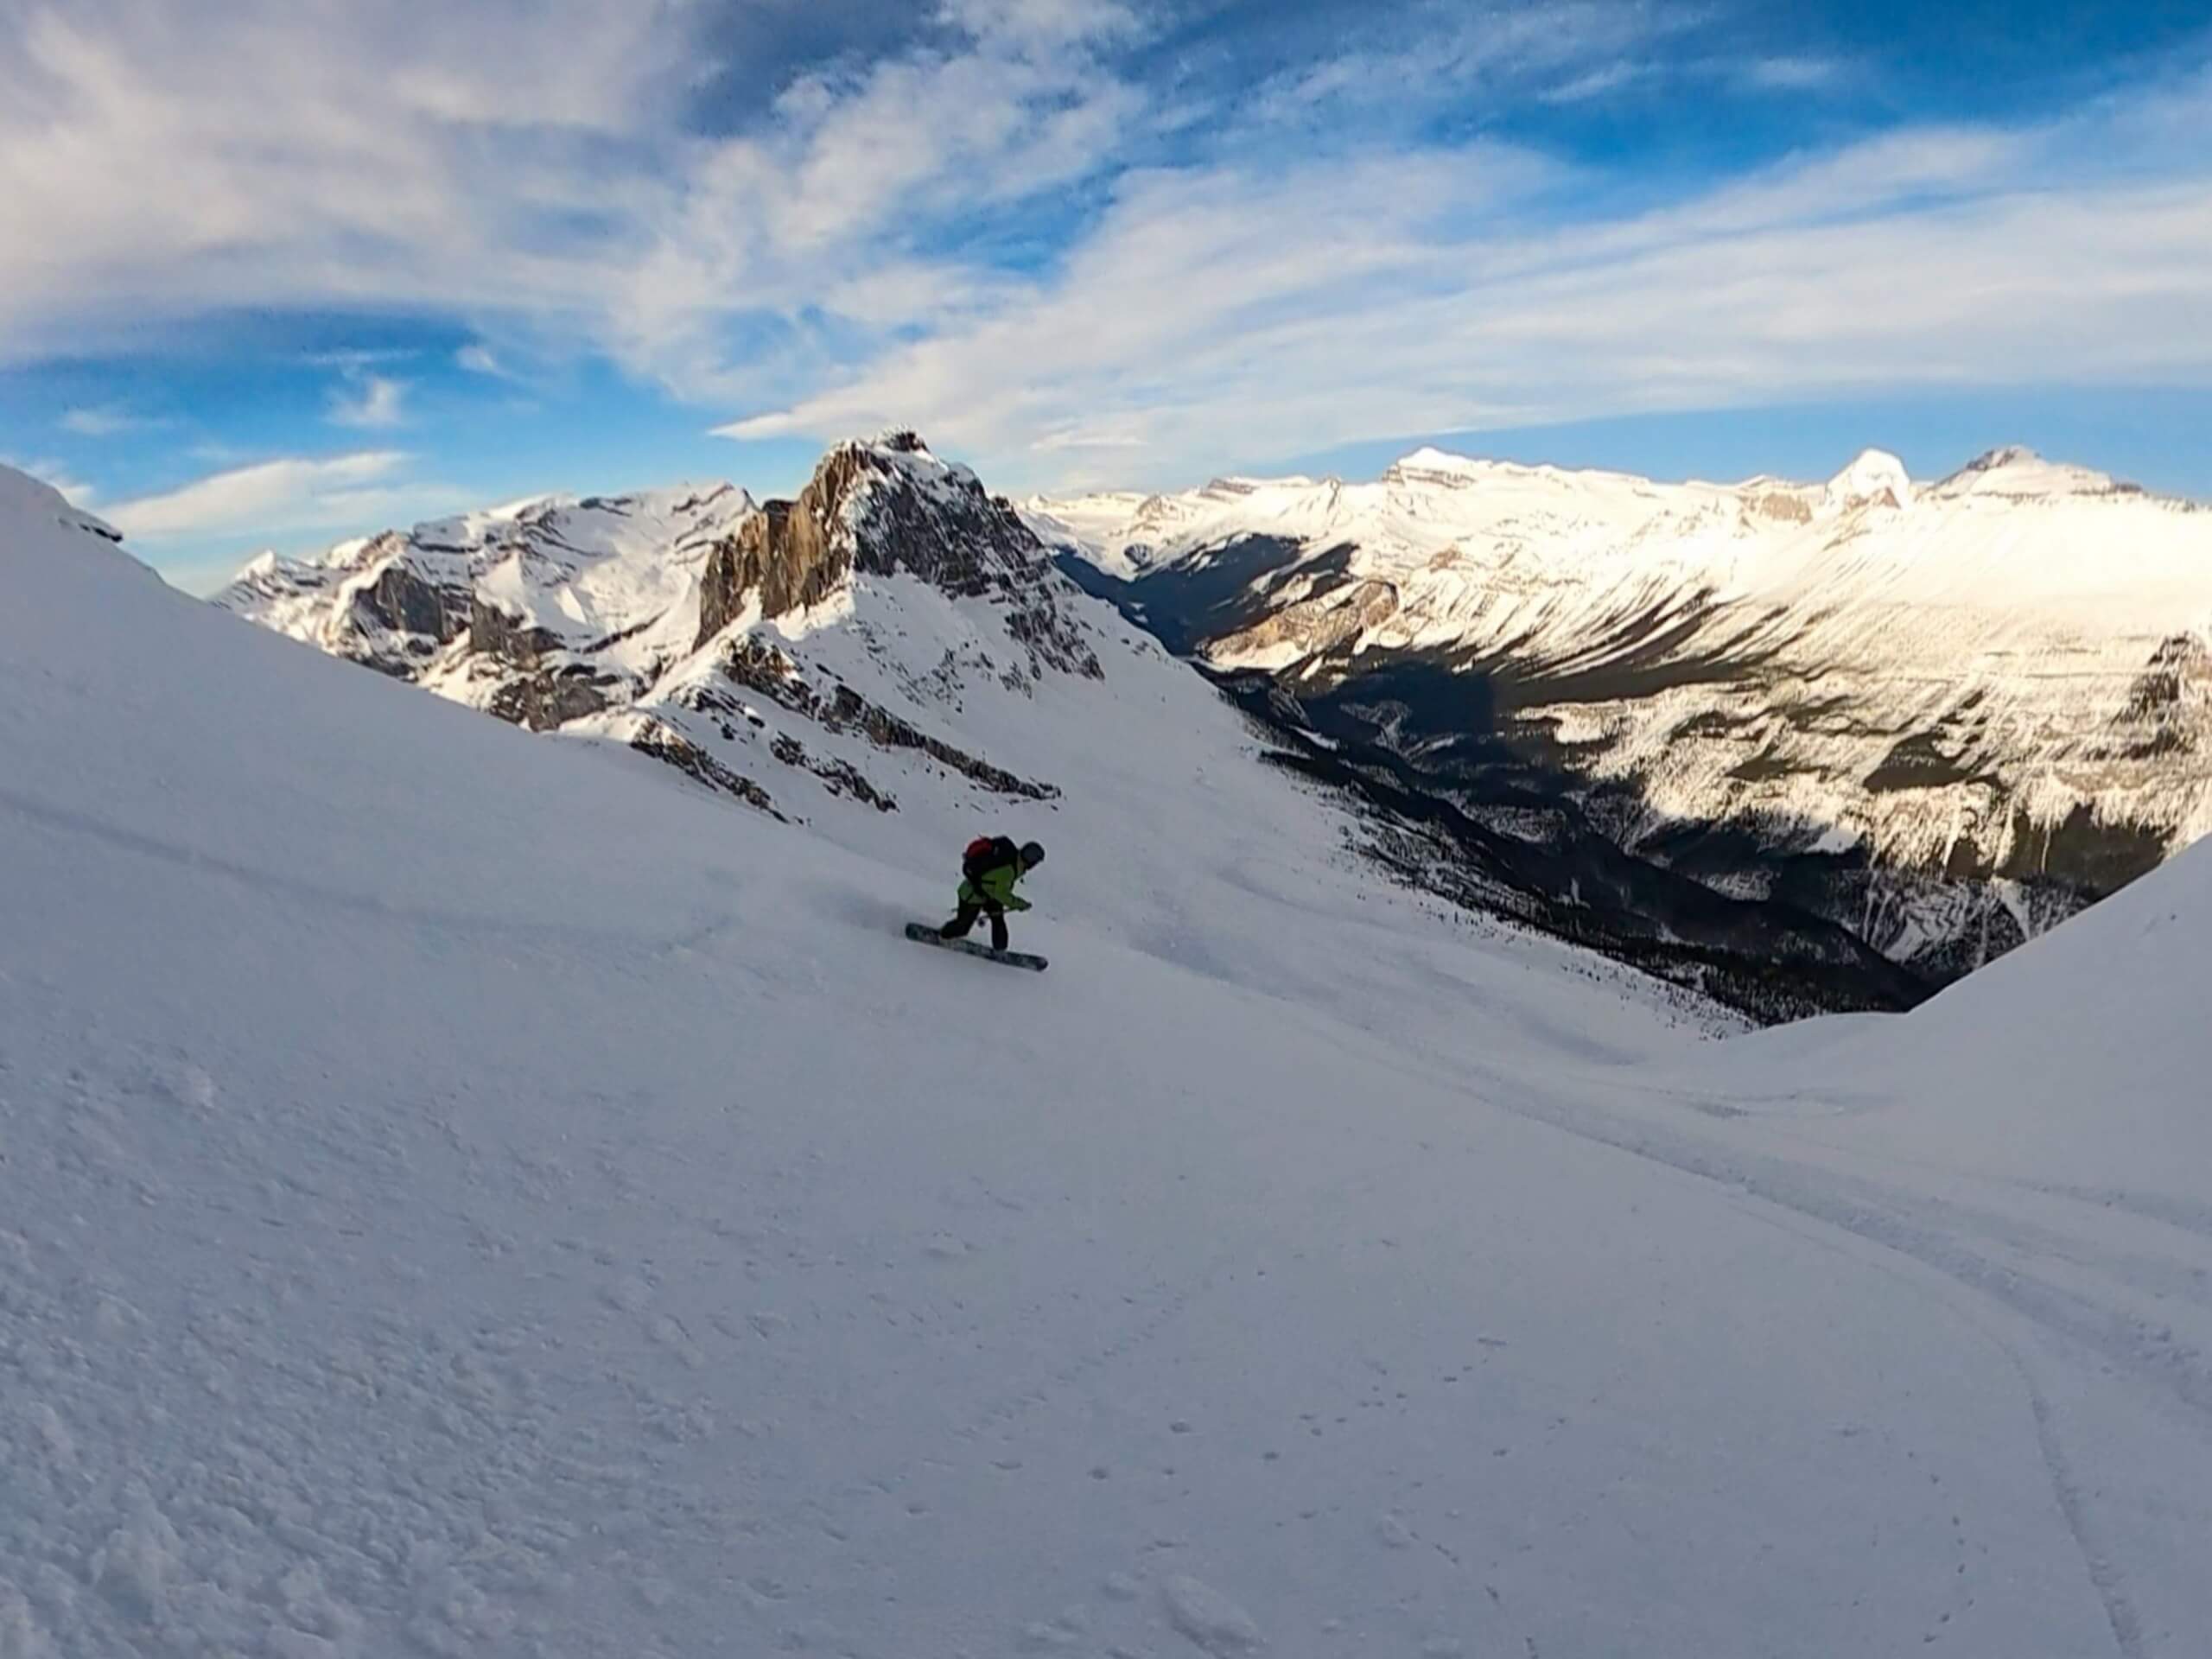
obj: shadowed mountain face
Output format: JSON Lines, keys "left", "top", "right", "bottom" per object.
{"left": 1046, "top": 448, "right": 2212, "bottom": 1017}
{"left": 1073, "top": 544, "right": 1941, "bottom": 1018}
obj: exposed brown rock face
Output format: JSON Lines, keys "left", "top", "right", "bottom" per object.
{"left": 1746, "top": 492, "right": 1815, "bottom": 524}
{"left": 1210, "top": 578, "right": 1402, "bottom": 665}
{"left": 697, "top": 434, "right": 1103, "bottom": 681}
{"left": 698, "top": 499, "right": 848, "bottom": 641}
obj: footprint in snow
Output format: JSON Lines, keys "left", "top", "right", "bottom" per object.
{"left": 645, "top": 1314, "right": 704, "bottom": 1369}
{"left": 1161, "top": 1575, "right": 1262, "bottom": 1656}
{"left": 142, "top": 1057, "right": 218, "bottom": 1113}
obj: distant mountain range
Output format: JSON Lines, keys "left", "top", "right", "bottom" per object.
{"left": 1029, "top": 445, "right": 2212, "bottom": 987}
{"left": 213, "top": 434, "right": 2211, "bottom": 1018}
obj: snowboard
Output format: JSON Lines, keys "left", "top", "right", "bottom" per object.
{"left": 905, "top": 922, "right": 1048, "bottom": 972}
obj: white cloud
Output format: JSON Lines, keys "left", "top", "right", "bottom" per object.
{"left": 715, "top": 72, "right": 2212, "bottom": 490}
{"left": 104, "top": 452, "right": 414, "bottom": 540}
{"left": 0, "top": 0, "right": 1147, "bottom": 385}
{"left": 1244, "top": 1, "right": 1697, "bottom": 129}
{"left": 2, "top": 0, "right": 2209, "bottom": 499}
{"left": 0, "top": 0, "right": 693, "bottom": 360}
{"left": 327, "top": 374, "right": 409, "bottom": 429}
{"left": 60, "top": 403, "right": 154, "bottom": 436}
{"left": 1030, "top": 420, "right": 1150, "bottom": 452}
{"left": 1739, "top": 55, "right": 1848, "bottom": 92}
{"left": 1541, "top": 60, "right": 1655, "bottom": 105}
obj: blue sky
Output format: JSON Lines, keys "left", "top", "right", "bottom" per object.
{"left": 2, "top": 0, "right": 2209, "bottom": 588}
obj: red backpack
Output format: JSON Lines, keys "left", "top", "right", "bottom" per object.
{"left": 963, "top": 835, "right": 1018, "bottom": 885}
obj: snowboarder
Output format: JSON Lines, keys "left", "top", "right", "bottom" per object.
{"left": 940, "top": 836, "right": 1045, "bottom": 953}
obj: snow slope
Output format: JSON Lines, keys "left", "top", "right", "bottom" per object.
{"left": 207, "top": 437, "right": 1932, "bottom": 1017}
{"left": 6, "top": 460, "right": 2212, "bottom": 1656}
{"left": 1033, "top": 447, "right": 2212, "bottom": 974}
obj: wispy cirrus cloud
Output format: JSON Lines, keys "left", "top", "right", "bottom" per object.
{"left": 60, "top": 402, "right": 159, "bottom": 436}
{"left": 720, "top": 67, "right": 2212, "bottom": 487}
{"left": 4, "top": 0, "right": 2209, "bottom": 505}
{"left": 103, "top": 452, "right": 422, "bottom": 540}
{"left": 0, "top": 0, "right": 1669, "bottom": 389}
{"left": 0, "top": 0, "right": 695, "bottom": 359}
{"left": 1738, "top": 54, "right": 1849, "bottom": 92}
{"left": 1236, "top": 0, "right": 1699, "bottom": 133}
{"left": 327, "top": 373, "right": 409, "bottom": 429}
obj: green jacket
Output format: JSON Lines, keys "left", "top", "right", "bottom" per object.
{"left": 958, "top": 861, "right": 1031, "bottom": 912}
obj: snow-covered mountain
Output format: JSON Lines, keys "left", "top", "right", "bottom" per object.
{"left": 9, "top": 456, "right": 2212, "bottom": 1655}
{"left": 1033, "top": 445, "right": 2212, "bottom": 978}
{"left": 219, "top": 480, "right": 756, "bottom": 723}
{"left": 219, "top": 433, "right": 1928, "bottom": 1018}
{"left": 221, "top": 432, "right": 1111, "bottom": 827}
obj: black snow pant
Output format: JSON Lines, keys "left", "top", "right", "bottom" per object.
{"left": 943, "top": 900, "right": 1008, "bottom": 951}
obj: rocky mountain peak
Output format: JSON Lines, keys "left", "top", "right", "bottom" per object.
{"left": 1381, "top": 448, "right": 1491, "bottom": 488}
{"left": 213, "top": 436, "right": 1110, "bottom": 830}
{"left": 1933, "top": 446, "right": 2127, "bottom": 499}
{"left": 1821, "top": 448, "right": 1915, "bottom": 513}
{"left": 698, "top": 433, "right": 1102, "bottom": 677}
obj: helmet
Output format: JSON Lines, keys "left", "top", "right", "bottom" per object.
{"left": 1020, "top": 841, "right": 1046, "bottom": 868}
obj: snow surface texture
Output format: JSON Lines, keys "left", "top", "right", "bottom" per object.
{"left": 7, "top": 460, "right": 2212, "bottom": 1656}
{"left": 1031, "top": 447, "right": 2212, "bottom": 902}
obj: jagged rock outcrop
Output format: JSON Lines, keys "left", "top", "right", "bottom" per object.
{"left": 217, "top": 435, "right": 1093, "bottom": 823}
{"left": 686, "top": 636, "right": 1056, "bottom": 801}
{"left": 626, "top": 718, "right": 785, "bottom": 819}
{"left": 698, "top": 433, "right": 1103, "bottom": 683}
{"left": 350, "top": 549, "right": 467, "bottom": 663}
{"left": 698, "top": 499, "right": 845, "bottom": 640}
{"left": 467, "top": 598, "right": 625, "bottom": 729}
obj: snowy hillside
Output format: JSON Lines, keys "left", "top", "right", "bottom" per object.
{"left": 6, "top": 460, "right": 2212, "bottom": 1654}
{"left": 1033, "top": 446, "right": 2212, "bottom": 979}
{"left": 219, "top": 434, "right": 1903, "bottom": 1019}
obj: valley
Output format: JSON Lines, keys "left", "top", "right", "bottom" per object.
{"left": 1035, "top": 446, "right": 2212, "bottom": 1011}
